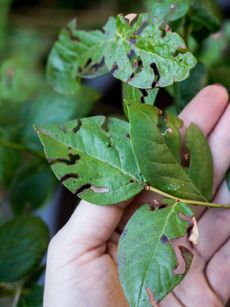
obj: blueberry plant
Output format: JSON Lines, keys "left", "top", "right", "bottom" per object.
{"left": 36, "top": 4, "right": 230, "bottom": 306}
{"left": 0, "top": 0, "right": 229, "bottom": 306}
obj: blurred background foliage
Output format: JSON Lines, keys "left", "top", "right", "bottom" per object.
{"left": 0, "top": 0, "right": 229, "bottom": 306}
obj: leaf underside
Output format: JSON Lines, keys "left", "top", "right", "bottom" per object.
{"left": 36, "top": 116, "right": 144, "bottom": 205}
{"left": 127, "top": 103, "right": 213, "bottom": 202}
{"left": 118, "top": 201, "right": 193, "bottom": 306}
{"left": 47, "top": 13, "right": 196, "bottom": 94}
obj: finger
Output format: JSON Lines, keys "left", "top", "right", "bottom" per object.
{"left": 173, "top": 250, "right": 223, "bottom": 306}
{"left": 51, "top": 200, "right": 131, "bottom": 259}
{"left": 206, "top": 238, "right": 230, "bottom": 304}
{"left": 192, "top": 181, "right": 230, "bottom": 261}
{"left": 208, "top": 104, "right": 230, "bottom": 192}
{"left": 160, "top": 293, "right": 183, "bottom": 307}
{"left": 179, "top": 85, "right": 229, "bottom": 136}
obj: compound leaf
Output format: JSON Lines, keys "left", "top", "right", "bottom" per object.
{"left": 48, "top": 13, "right": 196, "bottom": 94}
{"left": 118, "top": 201, "right": 193, "bottom": 305}
{"left": 0, "top": 216, "right": 49, "bottom": 283}
{"left": 144, "top": 0, "right": 190, "bottom": 22}
{"left": 36, "top": 117, "right": 144, "bottom": 205}
{"left": 127, "top": 103, "right": 213, "bottom": 201}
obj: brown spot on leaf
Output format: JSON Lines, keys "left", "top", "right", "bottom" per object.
{"left": 146, "top": 288, "right": 159, "bottom": 307}
{"left": 189, "top": 217, "right": 199, "bottom": 246}
{"left": 170, "top": 237, "right": 193, "bottom": 275}
{"left": 125, "top": 13, "right": 138, "bottom": 25}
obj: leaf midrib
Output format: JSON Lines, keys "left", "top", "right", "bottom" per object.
{"left": 136, "top": 204, "right": 179, "bottom": 306}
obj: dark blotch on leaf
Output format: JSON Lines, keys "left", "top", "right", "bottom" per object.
{"left": 61, "top": 173, "right": 79, "bottom": 183}
{"left": 72, "top": 120, "right": 82, "bottom": 133}
{"left": 160, "top": 234, "right": 169, "bottom": 243}
{"left": 101, "top": 117, "right": 110, "bottom": 133}
{"left": 49, "top": 153, "right": 80, "bottom": 165}
{"left": 76, "top": 184, "right": 91, "bottom": 194}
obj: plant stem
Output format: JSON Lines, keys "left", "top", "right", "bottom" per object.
{"left": 0, "top": 138, "right": 45, "bottom": 160}
{"left": 11, "top": 285, "right": 22, "bottom": 307}
{"left": 145, "top": 185, "right": 230, "bottom": 209}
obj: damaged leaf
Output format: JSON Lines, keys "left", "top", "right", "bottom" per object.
{"left": 118, "top": 201, "right": 193, "bottom": 305}
{"left": 189, "top": 217, "right": 199, "bottom": 245}
{"left": 127, "top": 103, "right": 213, "bottom": 201}
{"left": 36, "top": 116, "right": 144, "bottom": 205}
{"left": 47, "top": 13, "right": 196, "bottom": 94}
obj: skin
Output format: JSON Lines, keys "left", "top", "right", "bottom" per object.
{"left": 44, "top": 85, "right": 230, "bottom": 307}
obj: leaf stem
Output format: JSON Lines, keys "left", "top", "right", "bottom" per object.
{"left": 145, "top": 185, "right": 230, "bottom": 209}
{"left": 11, "top": 285, "right": 22, "bottom": 307}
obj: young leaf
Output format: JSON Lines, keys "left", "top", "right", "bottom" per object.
{"left": 118, "top": 201, "right": 193, "bottom": 305}
{"left": 0, "top": 216, "right": 49, "bottom": 283}
{"left": 36, "top": 117, "right": 144, "bottom": 205}
{"left": 127, "top": 103, "right": 213, "bottom": 201}
{"left": 48, "top": 13, "right": 196, "bottom": 93}
{"left": 144, "top": 0, "right": 190, "bottom": 22}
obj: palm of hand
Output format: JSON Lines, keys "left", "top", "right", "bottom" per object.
{"left": 44, "top": 86, "right": 230, "bottom": 307}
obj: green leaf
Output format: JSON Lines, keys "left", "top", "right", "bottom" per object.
{"left": 36, "top": 117, "right": 144, "bottom": 205}
{"left": 47, "top": 18, "right": 113, "bottom": 95}
{"left": 123, "top": 83, "right": 159, "bottom": 105}
{"left": 47, "top": 13, "right": 196, "bottom": 93}
{"left": 122, "top": 83, "right": 159, "bottom": 117}
{"left": 0, "top": 128, "right": 20, "bottom": 187}
{"left": 144, "top": 0, "right": 190, "bottom": 22}
{"left": 174, "top": 62, "right": 208, "bottom": 111}
{"left": 0, "top": 216, "right": 49, "bottom": 283}
{"left": 21, "top": 86, "right": 99, "bottom": 151}
{"left": 9, "top": 163, "right": 54, "bottom": 215}
{"left": 0, "top": 58, "right": 41, "bottom": 104}
{"left": 127, "top": 103, "right": 213, "bottom": 201}
{"left": 0, "top": 0, "right": 12, "bottom": 51}
{"left": 226, "top": 169, "right": 230, "bottom": 192}
{"left": 118, "top": 202, "right": 193, "bottom": 305}
{"left": 190, "top": 0, "right": 221, "bottom": 34}
{"left": 18, "top": 285, "right": 43, "bottom": 307}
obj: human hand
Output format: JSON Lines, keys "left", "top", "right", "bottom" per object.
{"left": 44, "top": 85, "right": 230, "bottom": 307}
